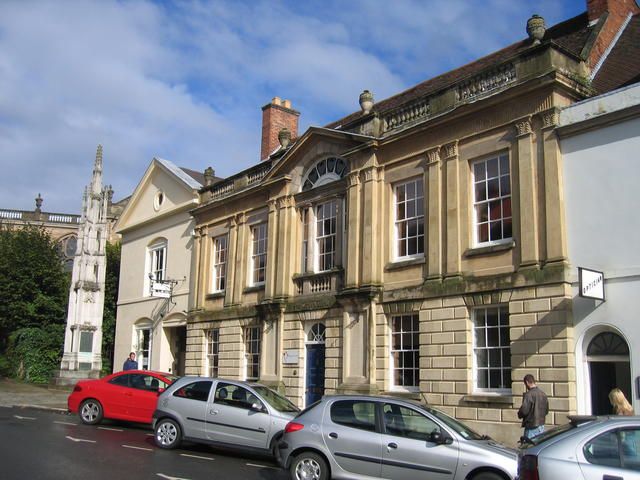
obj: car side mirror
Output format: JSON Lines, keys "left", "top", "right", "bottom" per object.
{"left": 251, "top": 402, "right": 264, "bottom": 412}
{"left": 429, "top": 430, "right": 452, "bottom": 445}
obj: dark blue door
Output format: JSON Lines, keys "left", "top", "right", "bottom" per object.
{"left": 305, "top": 344, "right": 325, "bottom": 406}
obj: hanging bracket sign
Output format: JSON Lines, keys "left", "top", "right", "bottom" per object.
{"left": 578, "top": 267, "right": 605, "bottom": 301}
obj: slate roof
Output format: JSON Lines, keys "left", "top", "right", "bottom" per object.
{"left": 327, "top": 12, "right": 597, "bottom": 130}
{"left": 592, "top": 13, "right": 640, "bottom": 93}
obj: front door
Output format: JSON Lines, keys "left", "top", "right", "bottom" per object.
{"left": 306, "top": 343, "right": 325, "bottom": 406}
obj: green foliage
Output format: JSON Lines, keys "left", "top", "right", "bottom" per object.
{"left": 0, "top": 225, "right": 69, "bottom": 353}
{"left": 7, "top": 325, "right": 65, "bottom": 383}
{"left": 101, "top": 242, "right": 121, "bottom": 374}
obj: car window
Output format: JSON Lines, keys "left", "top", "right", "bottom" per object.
{"left": 109, "top": 375, "right": 130, "bottom": 387}
{"left": 584, "top": 430, "right": 621, "bottom": 468}
{"left": 621, "top": 429, "right": 640, "bottom": 471}
{"left": 172, "top": 381, "right": 212, "bottom": 402}
{"left": 128, "top": 374, "right": 165, "bottom": 392}
{"left": 330, "top": 400, "right": 376, "bottom": 432}
{"left": 214, "top": 383, "right": 263, "bottom": 411}
{"left": 253, "top": 386, "right": 299, "bottom": 413}
{"left": 383, "top": 403, "right": 440, "bottom": 441}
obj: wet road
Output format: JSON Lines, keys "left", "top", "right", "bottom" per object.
{"left": 0, "top": 406, "right": 289, "bottom": 480}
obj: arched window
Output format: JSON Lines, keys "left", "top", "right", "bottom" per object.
{"left": 307, "top": 323, "right": 326, "bottom": 343}
{"left": 587, "top": 332, "right": 629, "bottom": 356}
{"left": 302, "top": 157, "right": 349, "bottom": 191}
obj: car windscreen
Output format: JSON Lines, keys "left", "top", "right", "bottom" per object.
{"left": 253, "top": 386, "right": 300, "bottom": 413}
{"left": 423, "top": 406, "right": 484, "bottom": 440}
{"left": 520, "top": 422, "right": 576, "bottom": 448}
{"left": 164, "top": 375, "right": 180, "bottom": 384}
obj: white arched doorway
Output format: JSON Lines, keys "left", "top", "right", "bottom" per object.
{"left": 584, "top": 329, "right": 632, "bottom": 415}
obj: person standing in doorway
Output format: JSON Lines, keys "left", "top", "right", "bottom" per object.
{"left": 518, "top": 374, "right": 549, "bottom": 439}
{"left": 609, "top": 388, "right": 634, "bottom": 415}
{"left": 123, "top": 352, "right": 138, "bottom": 371}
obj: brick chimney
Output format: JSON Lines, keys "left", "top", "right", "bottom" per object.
{"left": 260, "top": 97, "right": 299, "bottom": 160}
{"left": 586, "top": 0, "right": 640, "bottom": 69}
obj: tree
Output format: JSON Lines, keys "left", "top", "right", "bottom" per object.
{"left": 0, "top": 224, "right": 69, "bottom": 380}
{"left": 0, "top": 224, "right": 69, "bottom": 351}
{"left": 101, "top": 241, "right": 121, "bottom": 374}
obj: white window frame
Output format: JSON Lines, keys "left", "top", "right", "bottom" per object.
{"left": 205, "top": 328, "right": 220, "bottom": 377}
{"left": 146, "top": 240, "right": 167, "bottom": 296}
{"left": 249, "top": 223, "right": 267, "bottom": 286}
{"left": 389, "top": 313, "right": 420, "bottom": 392}
{"left": 472, "top": 306, "right": 511, "bottom": 394}
{"left": 211, "top": 235, "right": 228, "bottom": 293}
{"left": 135, "top": 325, "right": 152, "bottom": 371}
{"left": 244, "top": 326, "right": 261, "bottom": 381}
{"left": 472, "top": 153, "right": 512, "bottom": 247}
{"left": 315, "top": 199, "right": 338, "bottom": 272}
{"left": 393, "top": 178, "right": 425, "bottom": 260}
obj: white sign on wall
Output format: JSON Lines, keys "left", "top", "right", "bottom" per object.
{"left": 151, "top": 281, "right": 171, "bottom": 299}
{"left": 283, "top": 350, "right": 299, "bottom": 364}
{"left": 579, "top": 267, "right": 605, "bottom": 301}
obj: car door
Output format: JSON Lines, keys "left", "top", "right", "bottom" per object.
{"left": 169, "top": 380, "right": 213, "bottom": 440}
{"left": 323, "top": 399, "right": 383, "bottom": 478}
{"left": 380, "top": 402, "right": 458, "bottom": 480}
{"left": 580, "top": 427, "right": 640, "bottom": 480}
{"left": 125, "top": 374, "right": 162, "bottom": 422}
{"left": 206, "top": 382, "right": 271, "bottom": 449}
{"left": 105, "top": 373, "right": 132, "bottom": 418}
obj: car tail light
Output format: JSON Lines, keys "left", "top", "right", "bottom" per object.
{"left": 284, "top": 421, "right": 304, "bottom": 433}
{"left": 518, "top": 454, "right": 539, "bottom": 480}
{"left": 73, "top": 385, "right": 82, "bottom": 392}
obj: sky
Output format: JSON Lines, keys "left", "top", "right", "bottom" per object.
{"left": 0, "top": 0, "right": 586, "bottom": 214}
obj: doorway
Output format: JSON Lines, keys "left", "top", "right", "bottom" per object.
{"left": 587, "top": 331, "right": 631, "bottom": 415}
{"left": 305, "top": 323, "right": 326, "bottom": 406}
{"left": 166, "top": 326, "right": 187, "bottom": 376}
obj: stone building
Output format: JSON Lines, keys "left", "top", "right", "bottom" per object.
{"left": 184, "top": 0, "right": 639, "bottom": 444}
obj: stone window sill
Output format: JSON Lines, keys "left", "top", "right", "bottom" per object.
{"left": 463, "top": 240, "right": 515, "bottom": 258}
{"left": 205, "top": 292, "right": 225, "bottom": 300}
{"left": 243, "top": 285, "right": 265, "bottom": 294}
{"left": 385, "top": 256, "right": 425, "bottom": 271}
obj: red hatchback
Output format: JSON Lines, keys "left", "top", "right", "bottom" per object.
{"left": 68, "top": 370, "right": 178, "bottom": 425}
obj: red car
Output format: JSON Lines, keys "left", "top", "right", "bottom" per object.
{"left": 68, "top": 370, "right": 178, "bottom": 425}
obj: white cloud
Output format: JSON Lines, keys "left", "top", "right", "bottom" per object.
{"left": 0, "top": 0, "right": 585, "bottom": 213}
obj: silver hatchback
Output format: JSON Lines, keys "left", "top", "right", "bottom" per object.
{"left": 152, "top": 377, "right": 299, "bottom": 456}
{"left": 280, "top": 395, "right": 517, "bottom": 480}
{"left": 518, "top": 415, "right": 640, "bottom": 479}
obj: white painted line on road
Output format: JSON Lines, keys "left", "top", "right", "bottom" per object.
{"left": 98, "top": 426, "right": 123, "bottom": 432}
{"left": 157, "top": 474, "right": 191, "bottom": 480}
{"left": 246, "top": 463, "right": 280, "bottom": 470}
{"left": 122, "top": 444, "right": 153, "bottom": 451}
{"left": 180, "top": 454, "right": 214, "bottom": 461}
{"left": 13, "top": 415, "right": 36, "bottom": 420}
{"left": 54, "top": 421, "right": 77, "bottom": 426}
{"left": 66, "top": 435, "right": 96, "bottom": 443}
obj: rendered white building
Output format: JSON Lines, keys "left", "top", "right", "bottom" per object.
{"left": 558, "top": 82, "right": 640, "bottom": 415}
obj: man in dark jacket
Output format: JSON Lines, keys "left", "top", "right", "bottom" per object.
{"left": 518, "top": 374, "right": 549, "bottom": 439}
{"left": 123, "top": 352, "right": 138, "bottom": 371}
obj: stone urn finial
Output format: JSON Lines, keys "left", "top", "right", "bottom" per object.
{"left": 278, "top": 127, "right": 292, "bottom": 148}
{"left": 359, "top": 90, "right": 374, "bottom": 114}
{"left": 204, "top": 166, "right": 215, "bottom": 186}
{"left": 527, "top": 14, "right": 546, "bottom": 45}
{"left": 35, "top": 193, "right": 43, "bottom": 212}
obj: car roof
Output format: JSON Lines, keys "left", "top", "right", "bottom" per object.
{"left": 169, "top": 376, "right": 265, "bottom": 388}
{"left": 317, "top": 394, "right": 427, "bottom": 409}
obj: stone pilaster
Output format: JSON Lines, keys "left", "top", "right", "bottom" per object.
{"left": 426, "top": 147, "right": 442, "bottom": 279}
{"left": 275, "top": 196, "right": 295, "bottom": 298}
{"left": 361, "top": 165, "right": 383, "bottom": 286}
{"left": 515, "top": 117, "right": 539, "bottom": 267}
{"left": 232, "top": 213, "right": 247, "bottom": 305}
{"left": 225, "top": 216, "right": 238, "bottom": 306}
{"left": 539, "top": 108, "right": 567, "bottom": 263}
{"left": 265, "top": 200, "right": 278, "bottom": 299}
{"left": 345, "top": 172, "right": 362, "bottom": 289}
{"left": 444, "top": 141, "right": 461, "bottom": 277}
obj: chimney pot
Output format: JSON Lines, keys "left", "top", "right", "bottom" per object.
{"left": 272, "top": 97, "right": 281, "bottom": 106}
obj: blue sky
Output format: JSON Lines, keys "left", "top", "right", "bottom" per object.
{"left": 0, "top": 0, "right": 585, "bottom": 213}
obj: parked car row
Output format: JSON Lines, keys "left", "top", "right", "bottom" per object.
{"left": 68, "top": 374, "right": 640, "bottom": 480}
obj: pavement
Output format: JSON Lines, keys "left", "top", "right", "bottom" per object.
{"left": 0, "top": 377, "right": 72, "bottom": 413}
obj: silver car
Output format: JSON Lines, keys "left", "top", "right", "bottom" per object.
{"left": 279, "top": 395, "right": 517, "bottom": 480}
{"left": 517, "top": 415, "right": 640, "bottom": 479}
{"left": 152, "top": 377, "right": 299, "bottom": 457}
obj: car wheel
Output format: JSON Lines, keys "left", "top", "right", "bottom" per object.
{"left": 155, "top": 418, "right": 181, "bottom": 449}
{"left": 472, "top": 472, "right": 505, "bottom": 480}
{"left": 79, "top": 399, "right": 103, "bottom": 425}
{"left": 290, "top": 451, "right": 329, "bottom": 480}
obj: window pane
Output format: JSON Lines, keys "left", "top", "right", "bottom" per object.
{"left": 390, "top": 314, "right": 419, "bottom": 389}
{"left": 331, "top": 400, "right": 376, "bottom": 432}
{"left": 474, "top": 306, "right": 511, "bottom": 392}
{"left": 584, "top": 431, "right": 621, "bottom": 468}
